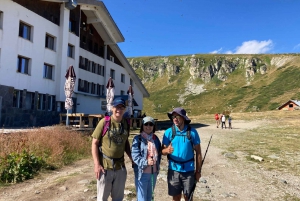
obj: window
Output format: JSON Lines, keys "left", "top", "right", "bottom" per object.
{"left": 57, "top": 102, "right": 64, "bottom": 112}
{"left": 78, "top": 79, "right": 90, "bottom": 93}
{"left": 84, "top": 58, "right": 89, "bottom": 70}
{"left": 110, "top": 56, "right": 114, "bottom": 62}
{"left": 101, "top": 101, "right": 107, "bottom": 110}
{"left": 91, "top": 62, "right": 96, "bottom": 73}
{"left": 110, "top": 69, "right": 115, "bottom": 79}
{"left": 100, "top": 85, "right": 105, "bottom": 96}
{"left": 96, "top": 84, "right": 100, "bottom": 95}
{"left": 47, "top": 95, "right": 55, "bottom": 111}
{"left": 82, "top": 35, "right": 86, "bottom": 43}
{"left": 45, "top": 34, "right": 55, "bottom": 50}
{"left": 81, "top": 21, "right": 87, "bottom": 31}
{"left": 89, "top": 25, "right": 94, "bottom": 35}
{"left": 49, "top": 14, "right": 59, "bottom": 25}
{"left": 69, "top": 20, "right": 76, "bottom": 33}
{"left": 101, "top": 65, "right": 104, "bottom": 76}
{"left": 25, "top": 92, "right": 35, "bottom": 110}
{"left": 79, "top": 56, "right": 84, "bottom": 69}
{"left": 43, "top": 63, "right": 53, "bottom": 80}
{"left": 19, "top": 21, "right": 31, "bottom": 40}
{"left": 120, "top": 90, "right": 125, "bottom": 95}
{"left": 37, "top": 94, "right": 46, "bottom": 110}
{"left": 97, "top": 64, "right": 104, "bottom": 76}
{"left": 13, "top": 89, "right": 23, "bottom": 108}
{"left": 94, "top": 43, "right": 98, "bottom": 54}
{"left": 96, "top": 84, "right": 105, "bottom": 96}
{"left": 68, "top": 44, "right": 74, "bottom": 58}
{"left": 0, "top": 11, "right": 3, "bottom": 29}
{"left": 121, "top": 74, "right": 125, "bottom": 83}
{"left": 130, "top": 78, "right": 133, "bottom": 86}
{"left": 17, "top": 56, "right": 30, "bottom": 74}
{"left": 87, "top": 61, "right": 91, "bottom": 71}
{"left": 88, "top": 39, "right": 93, "bottom": 52}
{"left": 91, "top": 83, "right": 96, "bottom": 94}
{"left": 99, "top": 46, "right": 104, "bottom": 57}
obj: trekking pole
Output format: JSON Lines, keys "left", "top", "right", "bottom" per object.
{"left": 151, "top": 156, "right": 154, "bottom": 201}
{"left": 188, "top": 134, "right": 213, "bottom": 201}
{"left": 201, "top": 134, "right": 213, "bottom": 168}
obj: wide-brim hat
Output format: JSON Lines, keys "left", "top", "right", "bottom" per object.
{"left": 167, "top": 107, "right": 191, "bottom": 124}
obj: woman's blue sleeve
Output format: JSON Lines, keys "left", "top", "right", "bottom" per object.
{"left": 131, "top": 135, "right": 148, "bottom": 169}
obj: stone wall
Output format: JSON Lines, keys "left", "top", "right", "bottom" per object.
{"left": 0, "top": 84, "right": 60, "bottom": 128}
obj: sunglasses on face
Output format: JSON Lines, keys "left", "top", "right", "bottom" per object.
{"left": 144, "top": 122, "right": 154, "bottom": 126}
{"left": 116, "top": 106, "right": 125, "bottom": 110}
{"left": 171, "top": 115, "right": 181, "bottom": 120}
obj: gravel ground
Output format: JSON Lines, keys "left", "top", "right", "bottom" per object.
{"left": 1, "top": 120, "right": 299, "bottom": 201}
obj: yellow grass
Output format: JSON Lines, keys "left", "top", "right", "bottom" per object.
{"left": 0, "top": 126, "right": 91, "bottom": 168}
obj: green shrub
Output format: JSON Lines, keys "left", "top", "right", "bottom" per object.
{"left": 0, "top": 150, "right": 44, "bottom": 183}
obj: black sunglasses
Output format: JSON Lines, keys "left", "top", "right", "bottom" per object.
{"left": 171, "top": 115, "right": 181, "bottom": 120}
{"left": 144, "top": 122, "right": 154, "bottom": 126}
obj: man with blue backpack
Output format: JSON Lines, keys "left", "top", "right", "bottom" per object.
{"left": 91, "top": 98, "right": 133, "bottom": 201}
{"left": 162, "top": 107, "right": 202, "bottom": 201}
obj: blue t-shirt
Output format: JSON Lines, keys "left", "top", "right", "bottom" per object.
{"left": 162, "top": 125, "right": 200, "bottom": 172}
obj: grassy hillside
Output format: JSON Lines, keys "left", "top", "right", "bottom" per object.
{"left": 129, "top": 54, "right": 300, "bottom": 119}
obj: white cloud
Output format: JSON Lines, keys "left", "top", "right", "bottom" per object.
{"left": 294, "top": 43, "right": 300, "bottom": 50}
{"left": 210, "top": 48, "right": 223, "bottom": 54}
{"left": 225, "top": 50, "right": 233, "bottom": 54}
{"left": 210, "top": 40, "right": 273, "bottom": 54}
{"left": 234, "top": 40, "right": 273, "bottom": 54}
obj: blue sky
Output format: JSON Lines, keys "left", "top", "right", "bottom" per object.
{"left": 103, "top": 0, "right": 300, "bottom": 57}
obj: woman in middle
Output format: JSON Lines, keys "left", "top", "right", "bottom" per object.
{"left": 131, "top": 116, "right": 162, "bottom": 201}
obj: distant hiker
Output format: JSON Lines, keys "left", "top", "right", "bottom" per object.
{"left": 215, "top": 113, "right": 220, "bottom": 128}
{"left": 228, "top": 116, "right": 232, "bottom": 129}
{"left": 162, "top": 107, "right": 202, "bottom": 201}
{"left": 221, "top": 114, "right": 226, "bottom": 129}
{"left": 91, "top": 98, "right": 133, "bottom": 201}
{"left": 132, "top": 116, "right": 162, "bottom": 201}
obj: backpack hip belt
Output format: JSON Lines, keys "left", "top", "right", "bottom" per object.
{"left": 167, "top": 155, "right": 194, "bottom": 169}
{"left": 99, "top": 147, "right": 124, "bottom": 171}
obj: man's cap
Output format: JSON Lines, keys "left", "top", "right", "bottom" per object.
{"left": 142, "top": 116, "right": 155, "bottom": 124}
{"left": 167, "top": 107, "right": 191, "bottom": 124}
{"left": 113, "top": 98, "right": 126, "bottom": 107}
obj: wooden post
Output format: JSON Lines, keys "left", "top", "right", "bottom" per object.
{"left": 133, "top": 118, "right": 137, "bottom": 129}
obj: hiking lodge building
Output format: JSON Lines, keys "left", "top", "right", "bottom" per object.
{"left": 277, "top": 100, "right": 300, "bottom": 111}
{"left": 0, "top": 0, "right": 149, "bottom": 127}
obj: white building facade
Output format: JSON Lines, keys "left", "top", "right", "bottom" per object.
{"left": 0, "top": 0, "right": 149, "bottom": 127}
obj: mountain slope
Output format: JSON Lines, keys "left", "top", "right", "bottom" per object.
{"left": 128, "top": 54, "right": 300, "bottom": 119}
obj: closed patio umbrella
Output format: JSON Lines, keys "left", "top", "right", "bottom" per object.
{"left": 127, "top": 85, "right": 134, "bottom": 117}
{"left": 64, "top": 65, "right": 76, "bottom": 126}
{"left": 106, "top": 77, "right": 115, "bottom": 116}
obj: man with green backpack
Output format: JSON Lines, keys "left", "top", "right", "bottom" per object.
{"left": 91, "top": 98, "right": 133, "bottom": 201}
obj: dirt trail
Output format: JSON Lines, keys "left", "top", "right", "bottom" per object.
{"left": 0, "top": 120, "right": 299, "bottom": 201}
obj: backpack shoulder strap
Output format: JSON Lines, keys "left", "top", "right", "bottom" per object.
{"left": 187, "top": 125, "right": 194, "bottom": 148}
{"left": 171, "top": 124, "right": 192, "bottom": 140}
{"left": 187, "top": 125, "right": 191, "bottom": 141}
{"left": 126, "top": 118, "right": 130, "bottom": 134}
{"left": 102, "top": 116, "right": 111, "bottom": 137}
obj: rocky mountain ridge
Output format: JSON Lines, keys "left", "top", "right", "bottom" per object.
{"left": 127, "top": 54, "right": 300, "bottom": 116}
